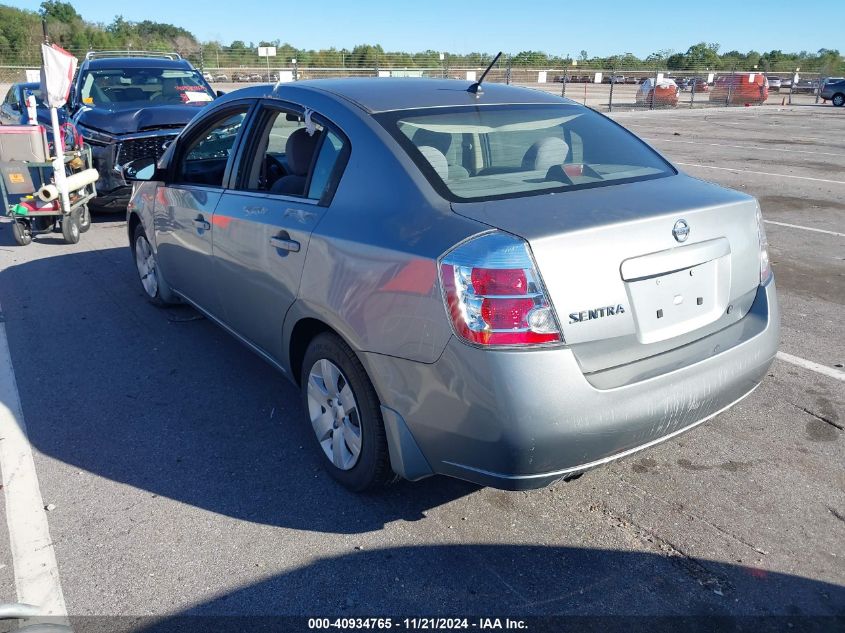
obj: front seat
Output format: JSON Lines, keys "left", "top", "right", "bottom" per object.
{"left": 271, "top": 128, "right": 320, "bottom": 195}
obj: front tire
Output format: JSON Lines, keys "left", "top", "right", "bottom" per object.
{"left": 131, "top": 223, "right": 177, "bottom": 306}
{"left": 833, "top": 93, "right": 845, "bottom": 107}
{"left": 300, "top": 333, "right": 393, "bottom": 491}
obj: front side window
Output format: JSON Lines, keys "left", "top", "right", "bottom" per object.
{"left": 176, "top": 109, "right": 248, "bottom": 187}
{"left": 378, "top": 104, "right": 674, "bottom": 202}
{"left": 79, "top": 67, "right": 214, "bottom": 107}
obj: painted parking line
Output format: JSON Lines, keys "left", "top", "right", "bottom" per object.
{"left": 674, "top": 162, "right": 845, "bottom": 185}
{"left": 0, "top": 302, "right": 69, "bottom": 623}
{"left": 642, "top": 136, "right": 845, "bottom": 158}
{"left": 777, "top": 351, "right": 845, "bottom": 382}
{"left": 764, "top": 221, "right": 845, "bottom": 238}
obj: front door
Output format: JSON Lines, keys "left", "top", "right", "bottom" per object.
{"left": 153, "top": 105, "right": 251, "bottom": 317}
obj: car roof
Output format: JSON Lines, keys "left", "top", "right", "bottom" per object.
{"left": 275, "top": 78, "right": 570, "bottom": 113}
{"left": 82, "top": 58, "right": 193, "bottom": 71}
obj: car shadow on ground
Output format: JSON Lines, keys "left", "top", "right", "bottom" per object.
{"left": 0, "top": 243, "right": 478, "bottom": 534}
{"left": 55, "top": 544, "right": 844, "bottom": 631}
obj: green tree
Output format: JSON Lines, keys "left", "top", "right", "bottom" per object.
{"left": 39, "top": 1, "right": 80, "bottom": 22}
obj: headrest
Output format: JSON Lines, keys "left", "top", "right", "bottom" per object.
{"left": 412, "top": 128, "right": 451, "bottom": 155}
{"left": 417, "top": 145, "right": 448, "bottom": 181}
{"left": 522, "top": 137, "right": 569, "bottom": 173}
{"left": 286, "top": 128, "right": 320, "bottom": 176}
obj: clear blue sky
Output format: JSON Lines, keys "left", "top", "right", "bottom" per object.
{"left": 11, "top": 0, "right": 843, "bottom": 57}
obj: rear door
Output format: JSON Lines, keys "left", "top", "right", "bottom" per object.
{"left": 211, "top": 102, "right": 349, "bottom": 361}
{"left": 153, "top": 103, "right": 253, "bottom": 317}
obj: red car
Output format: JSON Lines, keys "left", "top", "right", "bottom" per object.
{"left": 636, "top": 78, "right": 679, "bottom": 107}
{"left": 709, "top": 73, "right": 768, "bottom": 105}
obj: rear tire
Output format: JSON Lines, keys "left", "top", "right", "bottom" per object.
{"left": 833, "top": 93, "right": 845, "bottom": 107}
{"left": 61, "top": 211, "right": 81, "bottom": 244}
{"left": 12, "top": 220, "right": 32, "bottom": 246}
{"left": 300, "top": 332, "right": 393, "bottom": 492}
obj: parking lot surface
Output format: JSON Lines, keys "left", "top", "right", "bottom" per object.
{"left": 0, "top": 105, "right": 843, "bottom": 628}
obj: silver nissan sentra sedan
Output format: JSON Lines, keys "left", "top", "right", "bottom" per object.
{"left": 126, "top": 78, "right": 780, "bottom": 491}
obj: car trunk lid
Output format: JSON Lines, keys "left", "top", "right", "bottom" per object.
{"left": 451, "top": 174, "right": 762, "bottom": 374}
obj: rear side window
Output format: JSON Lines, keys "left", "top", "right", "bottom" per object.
{"left": 239, "top": 106, "right": 348, "bottom": 203}
{"left": 378, "top": 104, "right": 674, "bottom": 202}
{"left": 307, "top": 130, "right": 345, "bottom": 199}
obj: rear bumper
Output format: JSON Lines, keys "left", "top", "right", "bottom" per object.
{"left": 366, "top": 279, "right": 779, "bottom": 490}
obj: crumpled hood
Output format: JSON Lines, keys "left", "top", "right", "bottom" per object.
{"left": 74, "top": 103, "right": 206, "bottom": 135}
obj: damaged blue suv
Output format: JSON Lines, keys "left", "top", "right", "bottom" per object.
{"left": 69, "top": 51, "right": 218, "bottom": 210}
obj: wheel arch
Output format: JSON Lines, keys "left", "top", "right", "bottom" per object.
{"left": 127, "top": 210, "right": 142, "bottom": 245}
{"left": 285, "top": 311, "right": 433, "bottom": 483}
{"left": 287, "top": 316, "right": 338, "bottom": 386}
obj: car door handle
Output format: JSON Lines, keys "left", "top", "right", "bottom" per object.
{"left": 269, "top": 235, "right": 300, "bottom": 253}
{"left": 192, "top": 216, "right": 211, "bottom": 231}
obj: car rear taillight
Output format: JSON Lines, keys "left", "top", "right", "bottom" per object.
{"left": 439, "top": 232, "right": 561, "bottom": 347}
{"left": 756, "top": 205, "right": 772, "bottom": 284}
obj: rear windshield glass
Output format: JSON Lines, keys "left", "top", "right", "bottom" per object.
{"left": 377, "top": 104, "right": 674, "bottom": 201}
{"left": 79, "top": 68, "right": 214, "bottom": 107}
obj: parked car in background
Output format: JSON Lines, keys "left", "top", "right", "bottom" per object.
{"left": 820, "top": 78, "right": 845, "bottom": 106}
{"left": 791, "top": 79, "right": 819, "bottom": 94}
{"left": 126, "top": 78, "right": 778, "bottom": 492}
{"left": 766, "top": 76, "right": 782, "bottom": 91}
{"left": 215, "top": 74, "right": 229, "bottom": 82}
{"left": 780, "top": 77, "right": 793, "bottom": 89}
{"left": 202, "top": 71, "right": 214, "bottom": 82}
{"left": 709, "top": 73, "right": 768, "bottom": 105}
{"left": 0, "top": 82, "right": 68, "bottom": 127}
{"left": 69, "top": 51, "right": 218, "bottom": 210}
{"left": 689, "top": 77, "right": 709, "bottom": 92}
{"left": 637, "top": 77, "right": 679, "bottom": 107}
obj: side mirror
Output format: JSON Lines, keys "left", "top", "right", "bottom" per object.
{"left": 216, "top": 90, "right": 226, "bottom": 98}
{"left": 122, "top": 157, "right": 160, "bottom": 181}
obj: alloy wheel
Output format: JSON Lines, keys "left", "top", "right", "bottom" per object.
{"left": 306, "top": 359, "right": 363, "bottom": 470}
{"left": 134, "top": 234, "right": 159, "bottom": 298}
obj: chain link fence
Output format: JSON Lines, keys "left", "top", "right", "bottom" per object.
{"left": 1, "top": 46, "right": 841, "bottom": 111}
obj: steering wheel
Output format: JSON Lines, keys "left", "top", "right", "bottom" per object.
{"left": 262, "top": 155, "right": 288, "bottom": 190}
